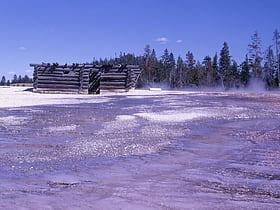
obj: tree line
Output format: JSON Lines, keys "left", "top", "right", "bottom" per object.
{"left": 1, "top": 30, "right": 279, "bottom": 90}
{"left": 93, "top": 30, "right": 280, "bottom": 90}
{"left": 0, "top": 74, "right": 33, "bottom": 86}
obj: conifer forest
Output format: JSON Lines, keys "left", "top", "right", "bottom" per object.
{"left": 94, "top": 30, "right": 280, "bottom": 90}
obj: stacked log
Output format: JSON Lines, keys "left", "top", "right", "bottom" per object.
{"left": 30, "top": 64, "right": 89, "bottom": 94}
{"left": 100, "top": 69, "right": 128, "bottom": 92}
{"left": 30, "top": 63, "right": 142, "bottom": 94}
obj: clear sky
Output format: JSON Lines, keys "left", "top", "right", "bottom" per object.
{"left": 0, "top": 0, "right": 279, "bottom": 80}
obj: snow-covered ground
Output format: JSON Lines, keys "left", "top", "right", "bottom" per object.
{"left": 0, "top": 87, "right": 106, "bottom": 108}
{"left": 0, "top": 87, "right": 193, "bottom": 108}
{"left": 1, "top": 86, "right": 279, "bottom": 108}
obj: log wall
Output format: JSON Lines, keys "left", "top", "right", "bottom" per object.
{"left": 30, "top": 63, "right": 141, "bottom": 94}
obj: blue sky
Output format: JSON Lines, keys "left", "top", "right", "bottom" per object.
{"left": 0, "top": 0, "right": 279, "bottom": 80}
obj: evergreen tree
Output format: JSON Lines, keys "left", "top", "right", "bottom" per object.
{"left": 212, "top": 53, "right": 219, "bottom": 85}
{"left": 160, "top": 49, "right": 175, "bottom": 84}
{"left": 143, "top": 45, "right": 153, "bottom": 85}
{"left": 176, "top": 56, "right": 185, "bottom": 88}
{"left": 155, "top": 59, "right": 164, "bottom": 83}
{"left": 185, "top": 51, "right": 196, "bottom": 86}
{"left": 248, "top": 31, "right": 263, "bottom": 79}
{"left": 12, "top": 74, "right": 18, "bottom": 84}
{"left": 218, "top": 42, "right": 231, "bottom": 89}
{"left": 273, "top": 29, "right": 280, "bottom": 87}
{"left": 146, "top": 47, "right": 158, "bottom": 85}
{"left": 168, "top": 52, "right": 176, "bottom": 87}
{"left": 159, "top": 49, "right": 169, "bottom": 82}
{"left": 150, "top": 49, "right": 161, "bottom": 83}
{"left": 240, "top": 55, "right": 250, "bottom": 87}
{"left": 194, "top": 61, "right": 205, "bottom": 87}
{"left": 264, "top": 46, "right": 277, "bottom": 88}
{"left": 6, "top": 80, "right": 10, "bottom": 86}
{"left": 203, "top": 56, "right": 214, "bottom": 87}
{"left": 0, "top": 76, "right": 6, "bottom": 86}
{"left": 229, "top": 60, "right": 239, "bottom": 88}
{"left": 18, "top": 75, "right": 22, "bottom": 83}
{"left": 24, "top": 75, "right": 28, "bottom": 83}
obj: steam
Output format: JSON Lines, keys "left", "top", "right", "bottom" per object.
{"left": 228, "top": 77, "right": 267, "bottom": 93}
{"left": 140, "top": 82, "right": 171, "bottom": 90}
{"left": 142, "top": 78, "right": 270, "bottom": 94}
{"left": 246, "top": 77, "right": 266, "bottom": 93}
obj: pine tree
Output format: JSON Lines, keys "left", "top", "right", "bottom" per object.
{"left": 219, "top": 42, "right": 231, "bottom": 89}
{"left": 194, "top": 61, "right": 205, "bottom": 87}
{"left": 0, "top": 76, "right": 6, "bottom": 86}
{"left": 18, "top": 75, "right": 22, "bottom": 83}
{"left": 160, "top": 49, "right": 169, "bottom": 83}
{"left": 155, "top": 59, "right": 163, "bottom": 83}
{"left": 160, "top": 49, "right": 175, "bottom": 84}
{"left": 264, "top": 46, "right": 277, "bottom": 88}
{"left": 230, "top": 60, "right": 239, "bottom": 88}
{"left": 185, "top": 51, "right": 196, "bottom": 86}
{"left": 248, "top": 31, "right": 263, "bottom": 79}
{"left": 203, "top": 56, "right": 214, "bottom": 87}
{"left": 143, "top": 45, "right": 153, "bottom": 85}
{"left": 273, "top": 29, "right": 280, "bottom": 87}
{"left": 167, "top": 53, "right": 175, "bottom": 87}
{"left": 23, "top": 75, "right": 31, "bottom": 83}
{"left": 240, "top": 55, "right": 250, "bottom": 87}
{"left": 176, "top": 56, "right": 185, "bottom": 88}
{"left": 150, "top": 49, "right": 161, "bottom": 83}
{"left": 212, "top": 53, "right": 219, "bottom": 85}
{"left": 12, "top": 74, "right": 18, "bottom": 84}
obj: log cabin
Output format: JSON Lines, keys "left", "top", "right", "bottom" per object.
{"left": 30, "top": 63, "right": 142, "bottom": 94}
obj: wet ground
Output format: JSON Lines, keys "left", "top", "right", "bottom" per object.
{"left": 0, "top": 91, "right": 280, "bottom": 209}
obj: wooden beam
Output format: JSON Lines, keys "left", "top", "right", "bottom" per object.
{"left": 37, "top": 84, "right": 80, "bottom": 88}
{"left": 101, "top": 73, "right": 127, "bottom": 77}
{"left": 101, "top": 75, "right": 127, "bottom": 79}
{"left": 100, "top": 85, "right": 126, "bottom": 89}
{"left": 37, "top": 74, "right": 83, "bottom": 78}
{"left": 34, "top": 88, "right": 88, "bottom": 94}
{"left": 101, "top": 81, "right": 126, "bottom": 86}
{"left": 37, "top": 80, "right": 81, "bottom": 85}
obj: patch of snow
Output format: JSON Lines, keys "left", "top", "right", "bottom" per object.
{"left": 116, "top": 115, "right": 136, "bottom": 121}
{"left": 0, "top": 116, "right": 28, "bottom": 126}
{"left": 0, "top": 87, "right": 111, "bottom": 108}
{"left": 149, "top": 88, "right": 162, "bottom": 91}
{"left": 134, "top": 110, "right": 210, "bottom": 123}
{"left": 48, "top": 125, "right": 78, "bottom": 132}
